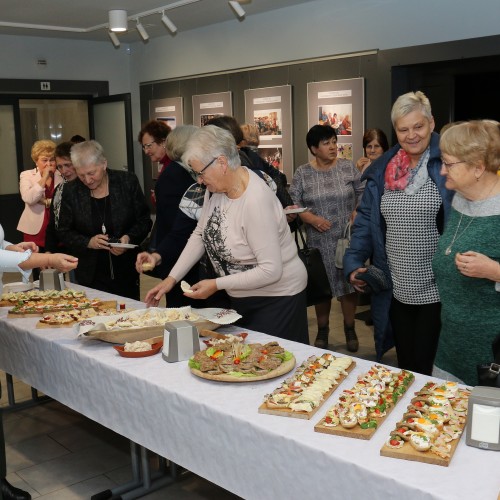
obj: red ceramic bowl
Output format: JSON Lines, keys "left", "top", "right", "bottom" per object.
{"left": 113, "top": 341, "right": 163, "bottom": 358}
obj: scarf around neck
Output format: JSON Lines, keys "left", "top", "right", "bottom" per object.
{"left": 384, "top": 147, "right": 430, "bottom": 194}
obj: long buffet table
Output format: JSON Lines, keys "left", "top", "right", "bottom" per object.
{"left": 0, "top": 285, "right": 499, "bottom": 500}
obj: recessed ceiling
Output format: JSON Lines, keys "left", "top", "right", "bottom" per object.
{"left": 0, "top": 0, "right": 316, "bottom": 44}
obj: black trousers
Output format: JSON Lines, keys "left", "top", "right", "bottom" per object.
{"left": 390, "top": 297, "right": 441, "bottom": 375}
{"left": 231, "top": 290, "right": 309, "bottom": 345}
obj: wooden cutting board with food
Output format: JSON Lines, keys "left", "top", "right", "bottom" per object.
{"left": 7, "top": 299, "right": 117, "bottom": 318}
{"left": 36, "top": 304, "right": 126, "bottom": 328}
{"left": 314, "top": 365, "right": 415, "bottom": 439}
{"left": 0, "top": 288, "right": 86, "bottom": 307}
{"left": 380, "top": 381, "right": 470, "bottom": 466}
{"left": 258, "top": 354, "right": 355, "bottom": 420}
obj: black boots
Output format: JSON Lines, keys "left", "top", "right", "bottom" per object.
{"left": 344, "top": 323, "right": 359, "bottom": 352}
{"left": 314, "top": 326, "right": 329, "bottom": 348}
{"left": 0, "top": 478, "right": 31, "bottom": 500}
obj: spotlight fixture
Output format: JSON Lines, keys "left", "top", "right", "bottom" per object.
{"left": 136, "top": 19, "right": 149, "bottom": 41}
{"left": 109, "top": 9, "right": 128, "bottom": 32}
{"left": 161, "top": 11, "right": 177, "bottom": 34}
{"left": 108, "top": 31, "right": 120, "bottom": 48}
{"left": 228, "top": 1, "right": 245, "bottom": 19}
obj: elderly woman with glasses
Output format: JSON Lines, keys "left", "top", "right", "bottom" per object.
{"left": 145, "top": 126, "right": 309, "bottom": 344}
{"left": 56, "top": 140, "right": 151, "bottom": 300}
{"left": 344, "top": 91, "right": 454, "bottom": 374}
{"left": 17, "top": 140, "right": 63, "bottom": 254}
{"left": 432, "top": 120, "right": 500, "bottom": 385}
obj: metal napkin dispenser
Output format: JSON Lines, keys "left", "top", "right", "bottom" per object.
{"left": 162, "top": 320, "right": 199, "bottom": 363}
{"left": 39, "top": 269, "right": 65, "bottom": 291}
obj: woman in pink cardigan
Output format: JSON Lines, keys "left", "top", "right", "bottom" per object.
{"left": 17, "top": 140, "right": 63, "bottom": 251}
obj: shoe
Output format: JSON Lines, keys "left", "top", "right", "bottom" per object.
{"left": 344, "top": 324, "right": 359, "bottom": 353}
{"left": 314, "top": 326, "right": 329, "bottom": 348}
{"left": 0, "top": 478, "right": 31, "bottom": 500}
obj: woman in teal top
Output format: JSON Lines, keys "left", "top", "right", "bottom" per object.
{"left": 432, "top": 120, "right": 500, "bottom": 386}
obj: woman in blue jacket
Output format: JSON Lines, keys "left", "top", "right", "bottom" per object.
{"left": 344, "top": 91, "right": 453, "bottom": 374}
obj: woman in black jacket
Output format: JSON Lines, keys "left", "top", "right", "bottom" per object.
{"left": 57, "top": 141, "right": 151, "bottom": 300}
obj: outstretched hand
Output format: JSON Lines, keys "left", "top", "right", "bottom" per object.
{"left": 184, "top": 279, "right": 218, "bottom": 299}
{"left": 144, "top": 276, "right": 176, "bottom": 307}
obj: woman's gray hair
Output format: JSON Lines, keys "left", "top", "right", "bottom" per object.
{"left": 391, "top": 91, "right": 433, "bottom": 126}
{"left": 182, "top": 125, "right": 240, "bottom": 170}
{"left": 70, "top": 140, "right": 107, "bottom": 168}
{"left": 166, "top": 125, "right": 199, "bottom": 161}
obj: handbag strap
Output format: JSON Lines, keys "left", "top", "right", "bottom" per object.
{"left": 295, "top": 222, "right": 309, "bottom": 250}
{"left": 343, "top": 221, "right": 351, "bottom": 240}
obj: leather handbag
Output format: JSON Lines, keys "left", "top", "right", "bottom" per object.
{"left": 295, "top": 225, "right": 332, "bottom": 307}
{"left": 334, "top": 222, "right": 351, "bottom": 269}
{"left": 477, "top": 333, "right": 500, "bottom": 387}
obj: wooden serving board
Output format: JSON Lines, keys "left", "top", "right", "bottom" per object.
{"left": 258, "top": 361, "right": 356, "bottom": 420}
{"left": 379, "top": 431, "right": 464, "bottom": 467}
{"left": 8, "top": 300, "right": 117, "bottom": 318}
{"left": 314, "top": 377, "right": 414, "bottom": 440}
{"left": 190, "top": 356, "right": 296, "bottom": 383}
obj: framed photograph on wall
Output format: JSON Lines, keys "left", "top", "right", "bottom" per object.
{"left": 244, "top": 85, "right": 293, "bottom": 182}
{"left": 149, "top": 97, "right": 183, "bottom": 179}
{"left": 307, "top": 78, "right": 364, "bottom": 163}
{"left": 192, "top": 92, "right": 232, "bottom": 128}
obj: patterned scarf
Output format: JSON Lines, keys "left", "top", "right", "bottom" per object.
{"left": 385, "top": 147, "right": 430, "bottom": 194}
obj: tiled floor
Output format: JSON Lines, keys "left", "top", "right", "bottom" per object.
{"left": 1, "top": 273, "right": 397, "bottom": 499}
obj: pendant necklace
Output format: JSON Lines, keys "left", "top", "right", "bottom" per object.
{"left": 444, "top": 177, "right": 499, "bottom": 255}
{"left": 444, "top": 213, "right": 474, "bottom": 255}
{"left": 91, "top": 174, "right": 108, "bottom": 234}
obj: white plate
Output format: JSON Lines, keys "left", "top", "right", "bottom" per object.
{"left": 108, "top": 243, "right": 138, "bottom": 249}
{"left": 284, "top": 207, "right": 310, "bottom": 215}
{"left": 2, "top": 281, "right": 34, "bottom": 293}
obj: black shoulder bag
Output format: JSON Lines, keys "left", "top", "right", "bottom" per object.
{"left": 295, "top": 224, "right": 332, "bottom": 307}
{"left": 477, "top": 333, "right": 500, "bottom": 387}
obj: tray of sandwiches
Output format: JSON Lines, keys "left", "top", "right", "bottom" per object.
{"left": 314, "top": 365, "right": 415, "bottom": 439}
{"left": 380, "top": 381, "right": 470, "bottom": 466}
{"left": 259, "top": 354, "right": 355, "bottom": 419}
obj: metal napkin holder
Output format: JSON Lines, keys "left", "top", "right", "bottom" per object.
{"left": 39, "top": 269, "right": 66, "bottom": 290}
{"left": 162, "top": 320, "right": 199, "bottom": 363}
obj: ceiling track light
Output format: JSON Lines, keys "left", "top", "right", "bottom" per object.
{"left": 161, "top": 11, "right": 177, "bottom": 34}
{"left": 108, "top": 31, "right": 120, "bottom": 47}
{"left": 228, "top": 1, "right": 246, "bottom": 19}
{"left": 109, "top": 10, "right": 128, "bottom": 32}
{"left": 136, "top": 19, "right": 149, "bottom": 41}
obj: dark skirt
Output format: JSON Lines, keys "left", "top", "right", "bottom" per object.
{"left": 230, "top": 290, "right": 309, "bottom": 344}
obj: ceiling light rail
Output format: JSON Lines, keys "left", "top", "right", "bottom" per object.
{"left": 0, "top": 0, "right": 201, "bottom": 35}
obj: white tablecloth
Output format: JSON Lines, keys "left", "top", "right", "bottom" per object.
{"left": 0, "top": 285, "right": 499, "bottom": 500}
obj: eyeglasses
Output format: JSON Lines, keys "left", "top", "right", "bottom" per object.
{"left": 142, "top": 141, "right": 156, "bottom": 151}
{"left": 191, "top": 157, "right": 218, "bottom": 178}
{"left": 441, "top": 159, "right": 466, "bottom": 171}
{"left": 39, "top": 157, "right": 55, "bottom": 164}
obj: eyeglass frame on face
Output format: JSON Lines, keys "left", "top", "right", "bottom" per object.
{"left": 441, "top": 158, "right": 466, "bottom": 171}
{"left": 190, "top": 156, "right": 218, "bottom": 179}
{"left": 142, "top": 141, "right": 157, "bottom": 151}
